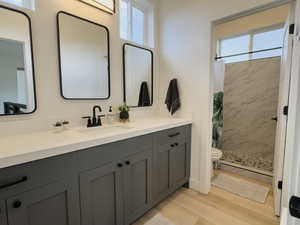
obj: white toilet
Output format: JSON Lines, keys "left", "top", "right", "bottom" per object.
{"left": 211, "top": 148, "right": 223, "bottom": 177}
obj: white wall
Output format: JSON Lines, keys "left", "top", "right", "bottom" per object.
{"left": 158, "top": 0, "right": 276, "bottom": 193}
{"left": 0, "top": 0, "right": 159, "bottom": 136}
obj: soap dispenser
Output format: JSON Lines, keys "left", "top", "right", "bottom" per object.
{"left": 106, "top": 106, "right": 115, "bottom": 124}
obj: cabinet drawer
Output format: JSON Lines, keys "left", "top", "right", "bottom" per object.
{"left": 155, "top": 126, "right": 187, "bottom": 149}
{"left": 78, "top": 134, "right": 153, "bottom": 172}
{"left": 0, "top": 163, "right": 34, "bottom": 199}
{"left": 0, "top": 154, "right": 76, "bottom": 198}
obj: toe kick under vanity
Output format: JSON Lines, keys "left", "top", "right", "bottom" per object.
{"left": 0, "top": 119, "right": 192, "bottom": 225}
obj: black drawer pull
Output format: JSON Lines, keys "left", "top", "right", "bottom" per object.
{"left": 175, "top": 143, "right": 179, "bottom": 146}
{"left": 125, "top": 161, "right": 131, "bottom": 165}
{"left": 168, "top": 132, "right": 180, "bottom": 138}
{"left": 13, "top": 200, "right": 22, "bottom": 209}
{"left": 117, "top": 163, "right": 123, "bottom": 168}
{"left": 0, "top": 176, "right": 28, "bottom": 190}
{"left": 171, "top": 144, "right": 175, "bottom": 148}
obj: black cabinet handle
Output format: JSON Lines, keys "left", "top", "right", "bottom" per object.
{"left": 0, "top": 176, "right": 28, "bottom": 190}
{"left": 117, "top": 163, "right": 123, "bottom": 168}
{"left": 171, "top": 143, "right": 179, "bottom": 148}
{"left": 13, "top": 200, "right": 22, "bottom": 209}
{"left": 168, "top": 132, "right": 180, "bottom": 138}
{"left": 125, "top": 161, "right": 131, "bottom": 165}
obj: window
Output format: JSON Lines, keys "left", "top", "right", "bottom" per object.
{"left": 132, "top": 6, "right": 145, "bottom": 45}
{"left": 94, "top": 0, "right": 114, "bottom": 10}
{"left": 218, "top": 25, "right": 284, "bottom": 63}
{"left": 120, "top": 0, "right": 129, "bottom": 40}
{"left": 0, "top": 0, "right": 35, "bottom": 10}
{"left": 80, "top": 0, "right": 114, "bottom": 14}
{"left": 220, "top": 35, "right": 250, "bottom": 63}
{"left": 119, "top": 0, "right": 154, "bottom": 47}
{"left": 252, "top": 28, "right": 284, "bottom": 59}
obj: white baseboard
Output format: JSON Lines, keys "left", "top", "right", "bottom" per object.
{"left": 189, "top": 178, "right": 210, "bottom": 194}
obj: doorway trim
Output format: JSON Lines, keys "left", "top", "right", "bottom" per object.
{"left": 208, "top": 0, "right": 296, "bottom": 206}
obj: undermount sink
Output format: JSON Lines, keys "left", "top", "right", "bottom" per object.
{"left": 77, "top": 124, "right": 133, "bottom": 136}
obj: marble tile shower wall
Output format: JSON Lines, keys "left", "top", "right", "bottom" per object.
{"left": 222, "top": 57, "right": 281, "bottom": 172}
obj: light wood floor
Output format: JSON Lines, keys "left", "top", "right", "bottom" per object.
{"left": 133, "top": 171, "right": 280, "bottom": 225}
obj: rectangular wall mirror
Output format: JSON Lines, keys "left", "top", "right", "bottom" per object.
{"left": 0, "top": 6, "right": 36, "bottom": 116}
{"left": 57, "top": 11, "right": 110, "bottom": 100}
{"left": 123, "top": 44, "right": 153, "bottom": 107}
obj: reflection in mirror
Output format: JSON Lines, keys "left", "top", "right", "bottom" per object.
{"left": 0, "top": 6, "right": 36, "bottom": 116}
{"left": 123, "top": 44, "right": 153, "bottom": 107}
{"left": 57, "top": 12, "right": 110, "bottom": 100}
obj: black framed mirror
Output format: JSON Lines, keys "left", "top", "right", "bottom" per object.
{"left": 0, "top": 5, "right": 37, "bottom": 116}
{"left": 123, "top": 43, "right": 153, "bottom": 107}
{"left": 57, "top": 11, "right": 111, "bottom": 100}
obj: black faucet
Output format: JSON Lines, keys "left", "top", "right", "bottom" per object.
{"left": 93, "top": 105, "right": 103, "bottom": 126}
{"left": 82, "top": 105, "right": 105, "bottom": 128}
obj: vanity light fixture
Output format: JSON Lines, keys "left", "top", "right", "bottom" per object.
{"left": 79, "top": 0, "right": 115, "bottom": 14}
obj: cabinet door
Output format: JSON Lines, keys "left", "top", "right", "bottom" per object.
{"left": 154, "top": 146, "right": 172, "bottom": 199}
{"left": 80, "top": 162, "right": 123, "bottom": 225}
{"left": 0, "top": 201, "right": 7, "bottom": 225}
{"left": 170, "top": 143, "right": 189, "bottom": 187}
{"left": 6, "top": 181, "right": 80, "bottom": 225}
{"left": 123, "top": 150, "right": 152, "bottom": 225}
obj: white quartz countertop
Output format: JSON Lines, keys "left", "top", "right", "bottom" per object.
{"left": 0, "top": 118, "right": 192, "bottom": 169}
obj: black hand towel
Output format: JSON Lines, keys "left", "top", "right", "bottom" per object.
{"left": 165, "top": 79, "right": 180, "bottom": 115}
{"left": 138, "top": 82, "right": 151, "bottom": 107}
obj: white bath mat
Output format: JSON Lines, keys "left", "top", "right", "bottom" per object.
{"left": 144, "top": 214, "right": 175, "bottom": 225}
{"left": 212, "top": 173, "right": 270, "bottom": 203}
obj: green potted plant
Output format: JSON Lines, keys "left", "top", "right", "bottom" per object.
{"left": 212, "top": 92, "right": 223, "bottom": 149}
{"left": 118, "top": 104, "right": 130, "bottom": 122}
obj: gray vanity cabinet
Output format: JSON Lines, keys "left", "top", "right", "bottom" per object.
{"left": 6, "top": 180, "right": 80, "bottom": 225}
{"left": 0, "top": 154, "right": 80, "bottom": 225}
{"left": 0, "top": 124, "right": 191, "bottom": 225}
{"left": 153, "top": 125, "right": 191, "bottom": 202}
{"left": 123, "top": 150, "right": 152, "bottom": 225}
{"left": 80, "top": 162, "right": 124, "bottom": 225}
{"left": 78, "top": 135, "right": 153, "bottom": 225}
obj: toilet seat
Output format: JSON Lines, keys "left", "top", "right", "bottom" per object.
{"left": 211, "top": 148, "right": 223, "bottom": 177}
{"left": 212, "top": 148, "right": 223, "bottom": 161}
